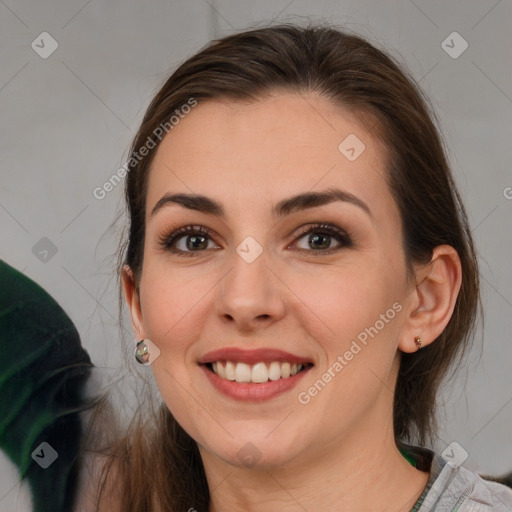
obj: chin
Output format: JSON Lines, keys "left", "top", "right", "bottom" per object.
{"left": 208, "top": 436, "right": 303, "bottom": 470}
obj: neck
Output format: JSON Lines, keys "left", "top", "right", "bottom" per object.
{"left": 202, "top": 411, "right": 430, "bottom": 512}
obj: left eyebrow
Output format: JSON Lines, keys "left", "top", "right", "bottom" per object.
{"left": 273, "top": 187, "right": 372, "bottom": 219}
{"left": 150, "top": 187, "right": 373, "bottom": 220}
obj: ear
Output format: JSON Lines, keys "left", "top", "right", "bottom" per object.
{"left": 398, "top": 245, "right": 462, "bottom": 353}
{"left": 122, "top": 264, "right": 147, "bottom": 340}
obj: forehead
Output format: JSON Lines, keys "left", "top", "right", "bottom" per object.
{"left": 145, "top": 93, "right": 393, "bottom": 222}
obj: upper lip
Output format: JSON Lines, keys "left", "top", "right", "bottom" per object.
{"left": 198, "top": 348, "right": 314, "bottom": 366}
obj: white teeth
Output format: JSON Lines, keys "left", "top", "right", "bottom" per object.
{"left": 281, "top": 362, "right": 291, "bottom": 378}
{"left": 225, "top": 361, "right": 236, "bottom": 380}
{"left": 251, "top": 362, "right": 268, "bottom": 383}
{"left": 268, "top": 361, "right": 281, "bottom": 381}
{"left": 234, "top": 362, "right": 251, "bottom": 382}
{"left": 210, "top": 361, "right": 307, "bottom": 383}
{"left": 216, "top": 361, "right": 226, "bottom": 379}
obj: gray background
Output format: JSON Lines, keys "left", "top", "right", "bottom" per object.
{"left": 1, "top": 1, "right": 511, "bottom": 509}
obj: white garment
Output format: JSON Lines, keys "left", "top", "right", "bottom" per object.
{"left": 408, "top": 445, "right": 512, "bottom": 511}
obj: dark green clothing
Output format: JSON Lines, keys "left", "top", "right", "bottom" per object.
{"left": 0, "top": 259, "right": 94, "bottom": 512}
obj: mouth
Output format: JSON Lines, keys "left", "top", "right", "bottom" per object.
{"left": 203, "top": 360, "right": 314, "bottom": 384}
{"left": 198, "top": 347, "right": 314, "bottom": 401}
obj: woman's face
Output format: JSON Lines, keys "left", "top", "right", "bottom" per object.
{"left": 125, "top": 92, "right": 417, "bottom": 469}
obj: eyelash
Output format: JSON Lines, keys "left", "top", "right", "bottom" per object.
{"left": 157, "top": 223, "right": 353, "bottom": 257}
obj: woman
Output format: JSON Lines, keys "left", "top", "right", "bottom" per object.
{"left": 64, "top": 22, "right": 512, "bottom": 511}
{"left": 89, "top": 22, "right": 512, "bottom": 512}
{"left": 96, "top": 25, "right": 512, "bottom": 512}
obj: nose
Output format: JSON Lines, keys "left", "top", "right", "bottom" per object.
{"left": 216, "top": 245, "right": 286, "bottom": 332}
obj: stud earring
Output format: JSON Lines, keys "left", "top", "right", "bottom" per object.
{"left": 134, "top": 339, "right": 151, "bottom": 365}
{"left": 414, "top": 336, "right": 423, "bottom": 350}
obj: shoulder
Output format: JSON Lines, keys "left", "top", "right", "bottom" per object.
{"left": 427, "top": 453, "right": 512, "bottom": 511}
{"left": 401, "top": 445, "right": 512, "bottom": 511}
{"left": 461, "top": 469, "right": 512, "bottom": 511}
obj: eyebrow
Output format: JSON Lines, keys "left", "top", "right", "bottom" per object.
{"left": 150, "top": 187, "right": 372, "bottom": 220}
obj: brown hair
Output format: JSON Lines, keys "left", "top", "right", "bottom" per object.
{"left": 85, "top": 22, "right": 480, "bottom": 511}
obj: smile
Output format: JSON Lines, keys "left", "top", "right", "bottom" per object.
{"left": 198, "top": 347, "right": 314, "bottom": 401}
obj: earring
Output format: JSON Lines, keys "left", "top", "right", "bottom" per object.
{"left": 134, "top": 339, "right": 151, "bottom": 365}
{"left": 414, "top": 336, "right": 423, "bottom": 350}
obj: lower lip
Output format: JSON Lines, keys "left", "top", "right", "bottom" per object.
{"left": 200, "top": 364, "right": 313, "bottom": 402}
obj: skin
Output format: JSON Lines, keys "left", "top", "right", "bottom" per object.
{"left": 122, "top": 92, "right": 462, "bottom": 511}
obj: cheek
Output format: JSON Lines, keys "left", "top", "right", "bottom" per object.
{"left": 138, "top": 264, "right": 214, "bottom": 434}
{"left": 291, "top": 256, "right": 403, "bottom": 346}
{"left": 292, "top": 263, "right": 404, "bottom": 427}
{"left": 294, "top": 259, "right": 405, "bottom": 421}
{"left": 138, "top": 264, "right": 209, "bottom": 347}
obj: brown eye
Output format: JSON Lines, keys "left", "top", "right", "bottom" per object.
{"left": 182, "top": 234, "right": 209, "bottom": 251}
{"left": 158, "top": 225, "right": 219, "bottom": 256}
{"left": 158, "top": 223, "right": 352, "bottom": 257}
{"left": 292, "top": 224, "right": 353, "bottom": 254}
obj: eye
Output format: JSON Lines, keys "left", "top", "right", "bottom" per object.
{"left": 157, "top": 224, "right": 219, "bottom": 257}
{"left": 158, "top": 222, "right": 353, "bottom": 257}
{"left": 291, "top": 223, "right": 353, "bottom": 254}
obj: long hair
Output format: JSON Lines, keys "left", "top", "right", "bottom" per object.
{"left": 84, "top": 22, "right": 480, "bottom": 511}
